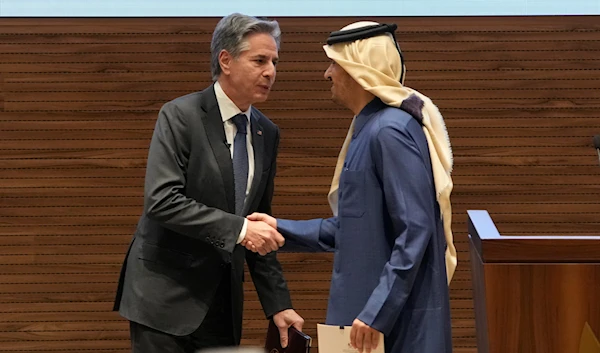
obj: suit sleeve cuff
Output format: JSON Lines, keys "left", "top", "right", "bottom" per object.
{"left": 236, "top": 218, "right": 248, "bottom": 244}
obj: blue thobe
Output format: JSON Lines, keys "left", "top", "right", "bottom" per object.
{"left": 277, "top": 98, "right": 452, "bottom": 353}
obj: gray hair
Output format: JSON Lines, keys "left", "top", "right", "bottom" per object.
{"left": 210, "top": 13, "right": 281, "bottom": 81}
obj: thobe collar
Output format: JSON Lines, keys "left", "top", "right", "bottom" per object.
{"left": 352, "top": 97, "right": 386, "bottom": 138}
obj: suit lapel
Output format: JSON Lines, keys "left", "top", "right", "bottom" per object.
{"left": 243, "top": 110, "right": 264, "bottom": 215}
{"left": 200, "top": 86, "right": 235, "bottom": 214}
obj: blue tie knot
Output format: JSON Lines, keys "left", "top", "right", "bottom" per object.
{"left": 232, "top": 114, "right": 247, "bottom": 134}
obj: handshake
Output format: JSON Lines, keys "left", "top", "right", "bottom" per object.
{"left": 241, "top": 213, "right": 282, "bottom": 256}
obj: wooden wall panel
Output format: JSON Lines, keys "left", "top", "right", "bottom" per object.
{"left": 0, "top": 15, "right": 599, "bottom": 353}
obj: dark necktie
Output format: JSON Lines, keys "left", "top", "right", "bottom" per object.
{"left": 232, "top": 114, "right": 248, "bottom": 215}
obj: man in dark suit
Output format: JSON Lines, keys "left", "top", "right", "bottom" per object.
{"left": 113, "top": 13, "right": 304, "bottom": 353}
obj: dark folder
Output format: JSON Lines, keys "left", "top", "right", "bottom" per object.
{"left": 265, "top": 320, "right": 311, "bottom": 353}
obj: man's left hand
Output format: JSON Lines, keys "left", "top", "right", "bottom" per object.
{"left": 272, "top": 309, "right": 305, "bottom": 348}
{"left": 350, "top": 319, "right": 381, "bottom": 353}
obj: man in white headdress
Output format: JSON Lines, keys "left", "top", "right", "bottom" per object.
{"left": 247, "top": 21, "right": 455, "bottom": 353}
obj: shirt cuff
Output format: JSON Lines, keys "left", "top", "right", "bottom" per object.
{"left": 236, "top": 218, "right": 248, "bottom": 244}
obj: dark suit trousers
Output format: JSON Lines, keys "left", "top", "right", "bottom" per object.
{"left": 130, "top": 273, "right": 235, "bottom": 353}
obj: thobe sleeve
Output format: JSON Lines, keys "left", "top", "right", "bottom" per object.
{"left": 356, "top": 123, "right": 437, "bottom": 335}
{"left": 276, "top": 217, "right": 338, "bottom": 252}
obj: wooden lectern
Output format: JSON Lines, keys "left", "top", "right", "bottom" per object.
{"left": 468, "top": 210, "right": 600, "bottom": 353}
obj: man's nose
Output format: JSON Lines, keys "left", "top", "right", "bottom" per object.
{"left": 324, "top": 65, "right": 332, "bottom": 80}
{"left": 264, "top": 62, "right": 275, "bottom": 78}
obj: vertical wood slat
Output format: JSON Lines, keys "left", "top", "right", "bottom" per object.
{"left": 0, "top": 16, "right": 599, "bottom": 353}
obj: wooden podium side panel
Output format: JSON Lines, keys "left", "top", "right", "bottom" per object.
{"left": 470, "top": 237, "right": 490, "bottom": 353}
{"left": 483, "top": 264, "right": 600, "bottom": 353}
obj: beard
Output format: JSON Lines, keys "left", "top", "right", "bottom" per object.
{"left": 330, "top": 90, "right": 349, "bottom": 109}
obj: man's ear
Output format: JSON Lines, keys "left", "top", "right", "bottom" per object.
{"left": 218, "top": 49, "right": 233, "bottom": 76}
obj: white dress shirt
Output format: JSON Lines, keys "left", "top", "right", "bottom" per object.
{"left": 214, "top": 81, "right": 253, "bottom": 243}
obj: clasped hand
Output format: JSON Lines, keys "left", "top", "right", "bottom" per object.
{"left": 241, "top": 213, "right": 281, "bottom": 255}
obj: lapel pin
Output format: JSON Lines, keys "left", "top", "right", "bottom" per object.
{"left": 257, "top": 130, "right": 262, "bottom": 136}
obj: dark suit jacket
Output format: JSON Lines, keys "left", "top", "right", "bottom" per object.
{"left": 113, "top": 85, "right": 293, "bottom": 342}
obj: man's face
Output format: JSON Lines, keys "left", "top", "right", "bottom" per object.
{"left": 222, "top": 32, "right": 278, "bottom": 108}
{"left": 324, "top": 60, "right": 358, "bottom": 109}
